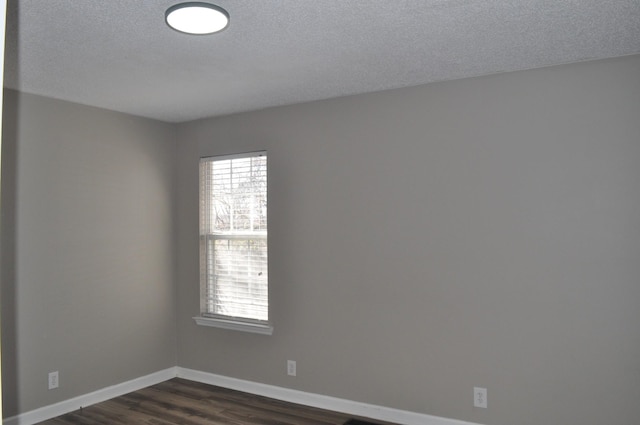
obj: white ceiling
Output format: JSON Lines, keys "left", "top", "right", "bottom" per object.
{"left": 4, "top": 0, "right": 640, "bottom": 123}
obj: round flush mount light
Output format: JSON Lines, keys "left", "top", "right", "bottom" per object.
{"left": 165, "top": 2, "right": 229, "bottom": 35}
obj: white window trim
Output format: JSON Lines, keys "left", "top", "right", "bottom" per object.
{"left": 197, "top": 151, "right": 271, "bottom": 335}
{"left": 193, "top": 316, "right": 274, "bottom": 335}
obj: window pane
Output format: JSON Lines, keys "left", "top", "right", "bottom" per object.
{"left": 199, "top": 152, "right": 268, "bottom": 324}
{"left": 209, "top": 238, "right": 268, "bottom": 320}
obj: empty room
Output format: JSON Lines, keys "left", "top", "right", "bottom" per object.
{"left": 1, "top": 1, "right": 639, "bottom": 425}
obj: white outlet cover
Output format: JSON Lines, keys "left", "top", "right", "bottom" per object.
{"left": 287, "top": 360, "right": 296, "bottom": 376}
{"left": 48, "top": 371, "right": 59, "bottom": 389}
{"left": 474, "top": 387, "right": 487, "bottom": 408}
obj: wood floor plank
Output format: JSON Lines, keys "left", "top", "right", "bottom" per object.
{"left": 36, "top": 378, "right": 394, "bottom": 425}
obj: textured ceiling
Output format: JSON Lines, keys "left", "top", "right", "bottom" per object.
{"left": 4, "top": 0, "right": 640, "bottom": 123}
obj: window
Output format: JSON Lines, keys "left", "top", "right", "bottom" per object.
{"left": 195, "top": 151, "right": 271, "bottom": 335}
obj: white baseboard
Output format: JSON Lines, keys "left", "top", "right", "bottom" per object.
{"left": 4, "top": 367, "right": 178, "bottom": 425}
{"left": 177, "top": 367, "right": 480, "bottom": 425}
{"left": 5, "top": 366, "right": 481, "bottom": 425}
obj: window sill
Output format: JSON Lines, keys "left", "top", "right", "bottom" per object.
{"left": 193, "top": 316, "right": 274, "bottom": 335}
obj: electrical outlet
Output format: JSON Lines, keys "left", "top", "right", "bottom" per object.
{"left": 48, "top": 371, "right": 59, "bottom": 390}
{"left": 474, "top": 387, "right": 487, "bottom": 408}
{"left": 287, "top": 360, "right": 296, "bottom": 376}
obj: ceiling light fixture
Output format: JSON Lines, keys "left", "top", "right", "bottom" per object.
{"left": 165, "top": 2, "right": 229, "bottom": 35}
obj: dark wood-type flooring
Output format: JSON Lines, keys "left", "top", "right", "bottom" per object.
{"left": 37, "top": 378, "right": 393, "bottom": 425}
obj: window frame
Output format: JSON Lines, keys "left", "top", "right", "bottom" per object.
{"left": 194, "top": 151, "right": 272, "bottom": 335}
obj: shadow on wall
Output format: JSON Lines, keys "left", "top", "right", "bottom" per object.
{"left": 2, "top": 0, "right": 21, "bottom": 417}
{"left": 2, "top": 91, "right": 20, "bottom": 418}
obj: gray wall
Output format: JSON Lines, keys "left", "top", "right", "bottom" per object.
{"left": 1, "top": 90, "right": 177, "bottom": 416}
{"left": 175, "top": 55, "right": 640, "bottom": 425}
{"left": 2, "top": 55, "right": 639, "bottom": 425}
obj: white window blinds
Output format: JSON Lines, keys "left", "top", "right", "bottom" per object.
{"left": 199, "top": 152, "right": 268, "bottom": 324}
